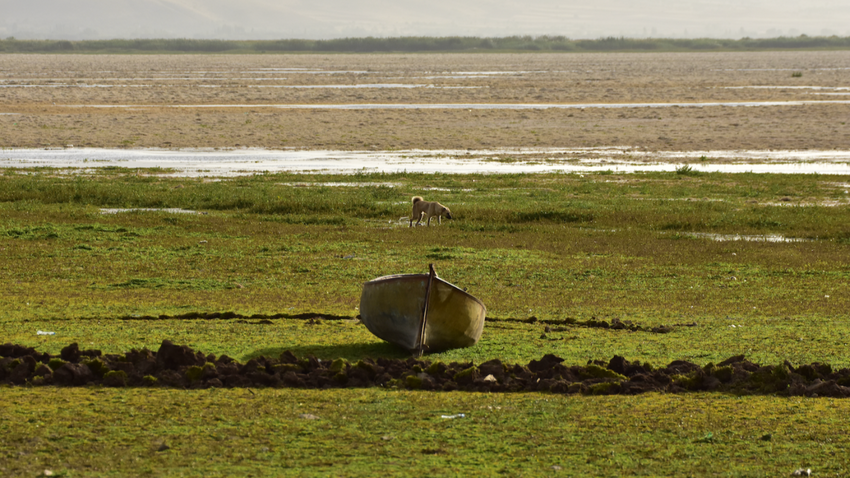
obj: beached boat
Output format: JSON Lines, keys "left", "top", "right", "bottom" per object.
{"left": 359, "top": 265, "right": 486, "bottom": 354}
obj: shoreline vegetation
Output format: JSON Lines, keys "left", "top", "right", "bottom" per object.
{"left": 2, "top": 35, "right": 850, "bottom": 54}
{"left": 2, "top": 169, "right": 849, "bottom": 367}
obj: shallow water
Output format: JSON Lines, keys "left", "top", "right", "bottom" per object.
{"left": 0, "top": 78, "right": 292, "bottom": 82}
{"left": 245, "top": 84, "right": 483, "bottom": 89}
{"left": 652, "top": 150, "right": 850, "bottom": 161}
{"left": 2, "top": 147, "right": 850, "bottom": 177}
{"left": 99, "top": 208, "right": 202, "bottom": 215}
{"left": 713, "top": 67, "right": 850, "bottom": 71}
{"left": 276, "top": 182, "right": 401, "bottom": 188}
{"left": 420, "top": 75, "right": 509, "bottom": 79}
{"left": 678, "top": 232, "right": 812, "bottom": 243}
{"left": 722, "top": 86, "right": 850, "bottom": 90}
{"left": 0, "top": 84, "right": 152, "bottom": 88}
{"left": 0, "top": 82, "right": 479, "bottom": 90}
{"left": 57, "top": 100, "right": 850, "bottom": 110}
{"left": 242, "top": 70, "right": 369, "bottom": 74}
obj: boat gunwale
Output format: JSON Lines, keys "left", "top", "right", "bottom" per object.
{"left": 362, "top": 273, "right": 486, "bottom": 310}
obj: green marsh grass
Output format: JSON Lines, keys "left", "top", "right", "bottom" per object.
{"left": 1, "top": 168, "right": 849, "bottom": 475}
{"left": 2, "top": 388, "right": 848, "bottom": 477}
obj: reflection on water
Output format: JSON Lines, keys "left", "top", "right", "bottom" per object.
{"left": 677, "top": 232, "right": 812, "bottom": 243}
{"left": 2, "top": 147, "right": 849, "bottom": 177}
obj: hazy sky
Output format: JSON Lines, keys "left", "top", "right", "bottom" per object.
{"left": 2, "top": 0, "right": 848, "bottom": 40}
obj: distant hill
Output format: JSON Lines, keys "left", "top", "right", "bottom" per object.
{"left": 3, "top": 36, "right": 850, "bottom": 54}
{"left": 1, "top": 0, "right": 848, "bottom": 40}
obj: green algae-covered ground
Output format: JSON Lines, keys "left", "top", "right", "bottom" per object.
{"left": 1, "top": 169, "right": 849, "bottom": 476}
{"left": 3, "top": 388, "right": 848, "bottom": 477}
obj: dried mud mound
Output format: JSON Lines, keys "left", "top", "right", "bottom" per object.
{"left": 2, "top": 341, "right": 850, "bottom": 397}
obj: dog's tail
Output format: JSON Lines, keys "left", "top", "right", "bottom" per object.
{"left": 412, "top": 196, "right": 423, "bottom": 204}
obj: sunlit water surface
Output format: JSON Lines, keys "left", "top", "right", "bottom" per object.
{"left": 2, "top": 147, "right": 850, "bottom": 176}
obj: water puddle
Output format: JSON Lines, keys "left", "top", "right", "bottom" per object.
{"left": 0, "top": 84, "right": 151, "bottom": 88}
{"left": 57, "top": 100, "right": 850, "bottom": 110}
{"left": 722, "top": 86, "right": 850, "bottom": 91}
{"left": 276, "top": 181, "right": 400, "bottom": 188}
{"left": 245, "top": 84, "right": 483, "bottom": 89}
{"left": 443, "top": 71, "right": 541, "bottom": 75}
{"left": 242, "top": 70, "right": 369, "bottom": 74}
{"left": 676, "top": 232, "right": 812, "bottom": 243}
{"left": 0, "top": 78, "right": 291, "bottom": 82}
{"left": 420, "top": 75, "right": 508, "bottom": 79}
{"left": 652, "top": 150, "right": 850, "bottom": 161}
{"left": 2, "top": 147, "right": 850, "bottom": 177}
{"left": 713, "top": 68, "right": 850, "bottom": 71}
{"left": 248, "top": 84, "right": 427, "bottom": 89}
{"left": 99, "top": 208, "right": 203, "bottom": 215}
{"left": 762, "top": 200, "right": 849, "bottom": 207}
{"left": 245, "top": 68, "right": 321, "bottom": 71}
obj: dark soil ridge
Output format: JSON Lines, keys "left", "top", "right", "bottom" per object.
{"left": 493, "top": 315, "right": 696, "bottom": 334}
{"left": 3, "top": 341, "right": 849, "bottom": 397}
{"left": 86, "top": 311, "right": 684, "bottom": 334}
{"left": 109, "top": 311, "right": 355, "bottom": 322}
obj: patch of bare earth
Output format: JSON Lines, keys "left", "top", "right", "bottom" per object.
{"left": 1, "top": 51, "right": 849, "bottom": 151}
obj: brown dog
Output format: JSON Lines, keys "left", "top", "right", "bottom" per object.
{"left": 409, "top": 196, "right": 453, "bottom": 227}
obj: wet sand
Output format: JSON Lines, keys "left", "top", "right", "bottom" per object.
{"left": 1, "top": 52, "right": 849, "bottom": 151}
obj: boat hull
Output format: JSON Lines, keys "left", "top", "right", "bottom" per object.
{"left": 359, "top": 273, "right": 486, "bottom": 351}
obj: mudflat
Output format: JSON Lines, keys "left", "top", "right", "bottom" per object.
{"left": 1, "top": 51, "right": 849, "bottom": 151}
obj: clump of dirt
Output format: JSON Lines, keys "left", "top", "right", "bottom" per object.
{"left": 2, "top": 341, "right": 849, "bottom": 397}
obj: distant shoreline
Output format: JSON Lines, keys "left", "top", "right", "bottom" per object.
{"left": 2, "top": 35, "right": 850, "bottom": 54}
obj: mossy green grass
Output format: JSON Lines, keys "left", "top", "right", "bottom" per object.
{"left": 2, "top": 387, "right": 847, "bottom": 477}
{"left": 1, "top": 168, "right": 849, "bottom": 475}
